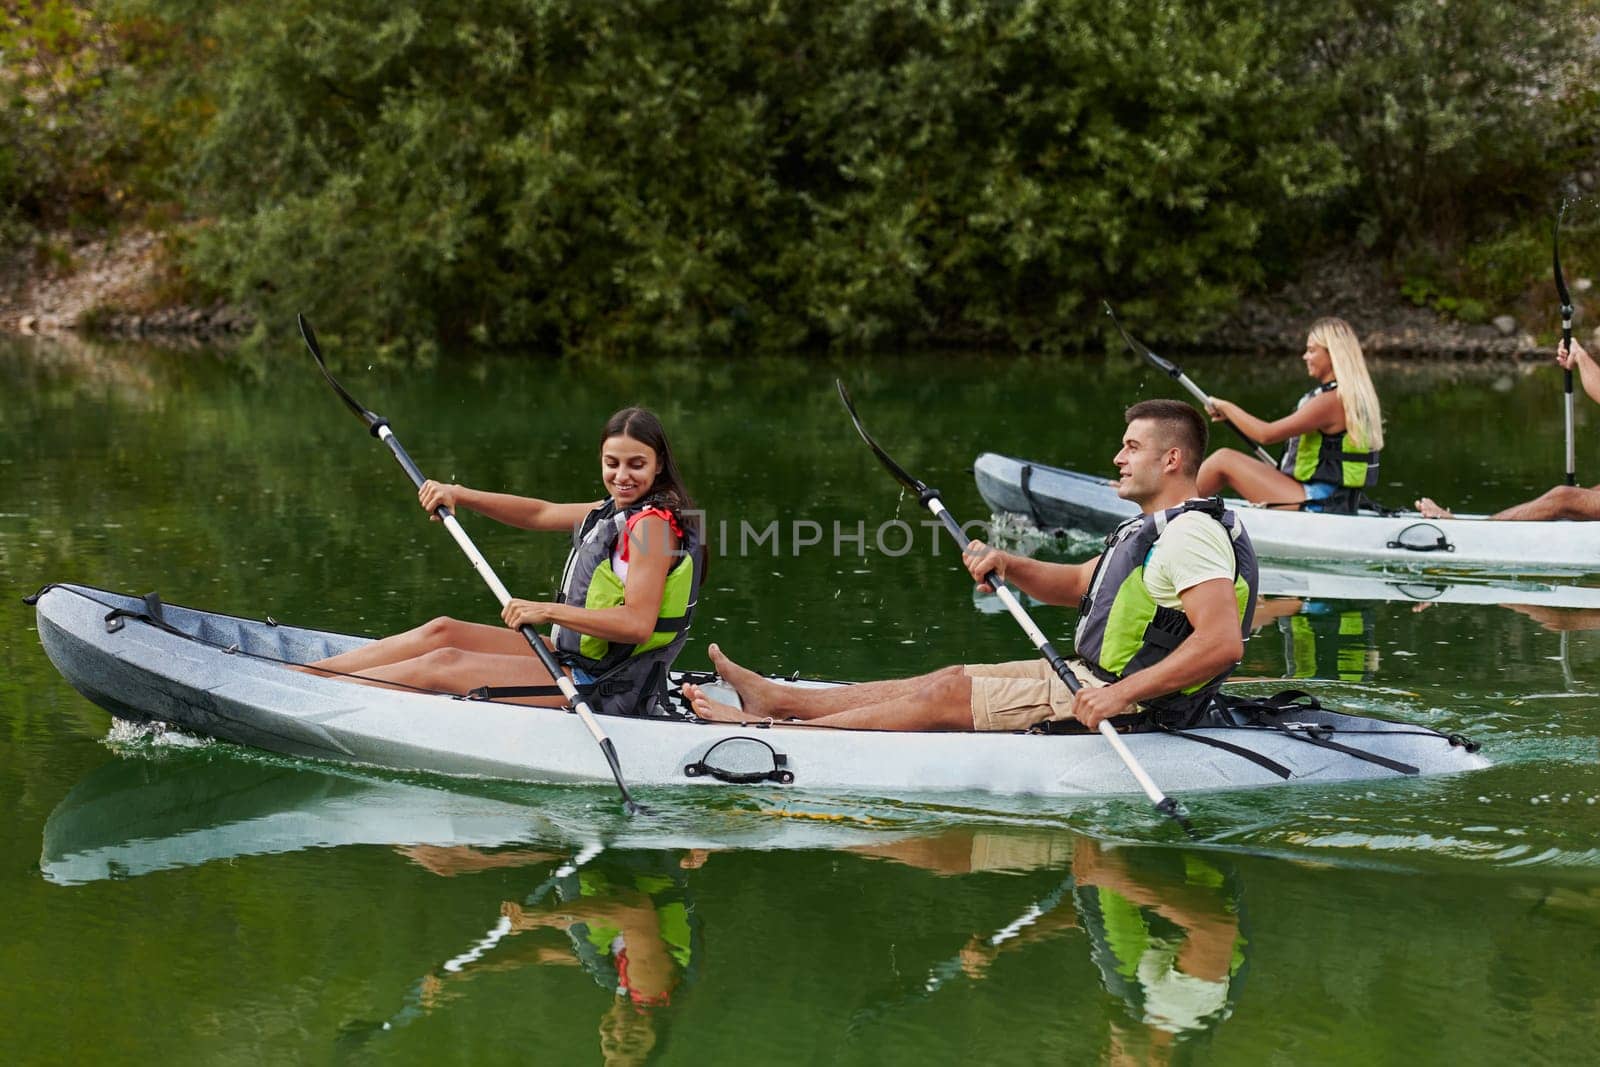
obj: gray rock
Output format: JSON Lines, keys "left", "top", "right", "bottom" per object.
{"left": 1492, "top": 314, "right": 1519, "bottom": 336}
{"left": 1575, "top": 277, "right": 1593, "bottom": 293}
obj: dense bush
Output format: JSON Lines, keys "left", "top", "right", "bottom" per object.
{"left": 10, "top": 0, "right": 1599, "bottom": 356}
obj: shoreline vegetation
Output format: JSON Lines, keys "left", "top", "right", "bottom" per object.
{"left": 4, "top": 2, "right": 1600, "bottom": 361}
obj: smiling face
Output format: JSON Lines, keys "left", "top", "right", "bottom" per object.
{"left": 1303, "top": 335, "right": 1334, "bottom": 381}
{"left": 601, "top": 433, "right": 661, "bottom": 507}
{"left": 1113, "top": 417, "right": 1180, "bottom": 506}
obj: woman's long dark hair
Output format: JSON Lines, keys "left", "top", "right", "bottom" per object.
{"left": 600, "top": 407, "right": 702, "bottom": 541}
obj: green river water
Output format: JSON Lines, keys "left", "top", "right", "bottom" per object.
{"left": 2, "top": 334, "right": 1597, "bottom": 1065}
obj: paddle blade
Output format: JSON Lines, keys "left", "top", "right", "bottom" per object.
{"left": 298, "top": 313, "right": 383, "bottom": 433}
{"left": 835, "top": 379, "right": 927, "bottom": 494}
{"left": 1103, "top": 301, "right": 1179, "bottom": 376}
{"left": 1554, "top": 201, "right": 1576, "bottom": 321}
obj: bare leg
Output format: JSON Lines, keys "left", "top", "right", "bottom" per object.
{"left": 1195, "top": 448, "right": 1307, "bottom": 505}
{"left": 1420, "top": 485, "right": 1600, "bottom": 521}
{"left": 687, "top": 643, "right": 963, "bottom": 719}
{"left": 355, "top": 647, "right": 568, "bottom": 707}
{"left": 1492, "top": 485, "right": 1600, "bottom": 521}
{"left": 685, "top": 656, "right": 974, "bottom": 731}
{"left": 307, "top": 616, "right": 529, "bottom": 674}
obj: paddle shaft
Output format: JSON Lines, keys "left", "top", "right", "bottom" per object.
{"left": 1563, "top": 308, "right": 1577, "bottom": 486}
{"left": 1555, "top": 207, "right": 1577, "bottom": 486}
{"left": 1102, "top": 302, "right": 1274, "bottom": 466}
{"left": 922, "top": 494, "right": 1184, "bottom": 820}
{"left": 1171, "top": 372, "right": 1277, "bottom": 467}
{"left": 370, "top": 423, "right": 645, "bottom": 813}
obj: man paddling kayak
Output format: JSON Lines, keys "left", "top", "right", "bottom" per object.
{"left": 1417, "top": 339, "right": 1600, "bottom": 521}
{"left": 683, "top": 400, "right": 1258, "bottom": 731}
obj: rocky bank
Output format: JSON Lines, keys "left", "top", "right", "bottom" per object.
{"left": 2, "top": 228, "right": 1595, "bottom": 357}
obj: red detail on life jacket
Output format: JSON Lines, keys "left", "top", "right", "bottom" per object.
{"left": 617, "top": 507, "right": 684, "bottom": 565}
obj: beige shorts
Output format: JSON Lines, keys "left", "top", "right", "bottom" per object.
{"left": 965, "top": 659, "right": 1103, "bottom": 732}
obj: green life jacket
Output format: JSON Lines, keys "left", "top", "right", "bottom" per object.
{"left": 1073, "top": 498, "right": 1259, "bottom": 725}
{"left": 549, "top": 497, "right": 703, "bottom": 715}
{"left": 1277, "top": 381, "right": 1380, "bottom": 490}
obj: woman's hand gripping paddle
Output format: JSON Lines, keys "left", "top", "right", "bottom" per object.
{"left": 298, "top": 314, "right": 648, "bottom": 815}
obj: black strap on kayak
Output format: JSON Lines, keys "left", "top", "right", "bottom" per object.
{"left": 1354, "top": 491, "right": 1402, "bottom": 517}
{"left": 1270, "top": 720, "right": 1420, "bottom": 775}
{"left": 1018, "top": 464, "right": 1047, "bottom": 527}
{"left": 103, "top": 592, "right": 176, "bottom": 635}
{"left": 466, "top": 683, "right": 574, "bottom": 700}
{"left": 1157, "top": 723, "right": 1294, "bottom": 779}
{"left": 467, "top": 655, "right": 635, "bottom": 701}
{"left": 21, "top": 583, "right": 59, "bottom": 606}
{"left": 1218, "top": 690, "right": 1420, "bottom": 775}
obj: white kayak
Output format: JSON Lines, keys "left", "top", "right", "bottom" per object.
{"left": 30, "top": 583, "right": 1489, "bottom": 799}
{"left": 974, "top": 452, "right": 1600, "bottom": 576}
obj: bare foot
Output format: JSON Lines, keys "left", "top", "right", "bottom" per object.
{"left": 1414, "top": 497, "right": 1455, "bottom": 520}
{"left": 705, "top": 643, "right": 780, "bottom": 717}
{"left": 681, "top": 681, "right": 765, "bottom": 723}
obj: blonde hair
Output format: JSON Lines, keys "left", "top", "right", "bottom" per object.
{"left": 1310, "top": 317, "right": 1384, "bottom": 451}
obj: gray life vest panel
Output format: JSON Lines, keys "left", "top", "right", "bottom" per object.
{"left": 549, "top": 497, "right": 704, "bottom": 716}
{"left": 1073, "top": 498, "right": 1259, "bottom": 725}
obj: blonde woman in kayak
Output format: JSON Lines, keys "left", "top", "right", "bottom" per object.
{"left": 302, "top": 407, "right": 702, "bottom": 716}
{"left": 1197, "top": 317, "right": 1384, "bottom": 512}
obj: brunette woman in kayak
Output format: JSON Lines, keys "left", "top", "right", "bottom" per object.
{"left": 1197, "top": 317, "right": 1385, "bottom": 512}
{"left": 302, "top": 407, "right": 702, "bottom": 715}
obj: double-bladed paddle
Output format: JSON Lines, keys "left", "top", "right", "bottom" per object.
{"left": 836, "top": 380, "right": 1193, "bottom": 834}
{"left": 1555, "top": 202, "right": 1578, "bottom": 486}
{"left": 298, "top": 314, "right": 647, "bottom": 815}
{"left": 1105, "top": 301, "right": 1277, "bottom": 467}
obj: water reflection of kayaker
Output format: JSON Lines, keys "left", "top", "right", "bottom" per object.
{"left": 1072, "top": 842, "right": 1245, "bottom": 1058}
{"left": 1198, "top": 318, "right": 1384, "bottom": 514}
{"left": 1251, "top": 597, "right": 1378, "bottom": 682}
{"left": 396, "top": 846, "right": 703, "bottom": 1067}
{"left": 857, "top": 831, "right": 1245, "bottom": 1058}
{"left": 1502, "top": 604, "right": 1600, "bottom": 632}
{"left": 296, "top": 407, "right": 701, "bottom": 717}
{"left": 502, "top": 867, "right": 697, "bottom": 1065}
{"left": 684, "top": 400, "right": 1258, "bottom": 732}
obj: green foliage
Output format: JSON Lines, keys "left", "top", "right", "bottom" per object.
{"left": 12, "top": 0, "right": 1600, "bottom": 355}
{"left": 1399, "top": 202, "right": 1600, "bottom": 333}
{"left": 0, "top": 2, "right": 153, "bottom": 244}
{"left": 1286, "top": 0, "right": 1594, "bottom": 250}
{"left": 115, "top": 0, "right": 1352, "bottom": 357}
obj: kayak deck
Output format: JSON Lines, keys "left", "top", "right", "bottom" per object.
{"left": 30, "top": 583, "right": 1489, "bottom": 799}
